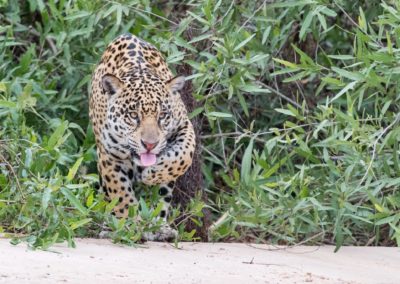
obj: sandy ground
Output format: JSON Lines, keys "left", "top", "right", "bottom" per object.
{"left": 0, "top": 238, "right": 399, "bottom": 284}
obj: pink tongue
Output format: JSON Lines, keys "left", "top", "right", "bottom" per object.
{"left": 140, "top": 153, "right": 156, "bottom": 167}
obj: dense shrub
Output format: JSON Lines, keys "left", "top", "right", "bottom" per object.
{"left": 0, "top": 0, "right": 399, "bottom": 249}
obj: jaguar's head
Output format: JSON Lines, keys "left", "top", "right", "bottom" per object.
{"left": 100, "top": 73, "right": 185, "bottom": 166}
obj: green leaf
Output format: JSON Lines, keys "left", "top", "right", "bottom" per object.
{"left": 16, "top": 44, "right": 34, "bottom": 75}
{"left": 187, "top": 11, "right": 209, "bottom": 26}
{"left": 273, "top": 58, "right": 298, "bottom": 68}
{"left": 139, "top": 198, "right": 150, "bottom": 219}
{"left": 175, "top": 37, "right": 197, "bottom": 52}
{"left": 207, "top": 112, "right": 233, "bottom": 118}
{"left": 241, "top": 137, "right": 255, "bottom": 185}
{"left": 291, "top": 44, "right": 315, "bottom": 65}
{"left": 86, "top": 192, "right": 94, "bottom": 208}
{"left": 151, "top": 202, "right": 164, "bottom": 218}
{"left": 0, "top": 83, "right": 7, "bottom": 93}
{"left": 275, "top": 108, "right": 297, "bottom": 117}
{"left": 70, "top": 218, "right": 92, "bottom": 230}
{"left": 358, "top": 7, "right": 367, "bottom": 32}
{"left": 334, "top": 226, "right": 344, "bottom": 252}
{"left": 47, "top": 121, "right": 69, "bottom": 150}
{"left": 17, "top": 83, "right": 36, "bottom": 110}
{"left": 263, "top": 155, "right": 291, "bottom": 178}
{"left": 61, "top": 188, "right": 88, "bottom": 215}
{"left": 320, "top": 6, "right": 337, "bottom": 17}
{"left": 189, "top": 107, "right": 204, "bottom": 119}
{"left": 299, "top": 11, "right": 313, "bottom": 40}
{"left": 282, "top": 71, "right": 309, "bottom": 82}
{"left": 262, "top": 26, "right": 271, "bottom": 45}
{"left": 239, "top": 84, "right": 271, "bottom": 93}
{"left": 330, "top": 81, "right": 358, "bottom": 102}
{"left": 331, "top": 67, "right": 364, "bottom": 81}
{"left": 67, "top": 157, "right": 84, "bottom": 182}
{"left": 41, "top": 188, "right": 52, "bottom": 211}
{"left": 105, "top": 197, "right": 119, "bottom": 213}
{"left": 188, "top": 33, "right": 213, "bottom": 44}
{"left": 328, "top": 55, "right": 354, "bottom": 60}
{"left": 65, "top": 11, "right": 91, "bottom": 21}
{"left": 233, "top": 34, "right": 256, "bottom": 52}
{"left": 0, "top": 100, "right": 17, "bottom": 108}
{"left": 237, "top": 91, "right": 249, "bottom": 117}
{"left": 316, "top": 12, "right": 327, "bottom": 31}
{"left": 268, "top": 0, "right": 316, "bottom": 8}
{"left": 116, "top": 4, "right": 122, "bottom": 27}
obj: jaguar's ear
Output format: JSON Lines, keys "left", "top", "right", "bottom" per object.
{"left": 166, "top": 76, "right": 185, "bottom": 92}
{"left": 102, "top": 74, "right": 123, "bottom": 95}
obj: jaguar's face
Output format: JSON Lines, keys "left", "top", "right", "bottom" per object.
{"left": 101, "top": 73, "right": 185, "bottom": 166}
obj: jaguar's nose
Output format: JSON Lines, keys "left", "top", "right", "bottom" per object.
{"left": 141, "top": 140, "right": 158, "bottom": 151}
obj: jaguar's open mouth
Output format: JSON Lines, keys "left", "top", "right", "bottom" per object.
{"left": 130, "top": 150, "right": 158, "bottom": 167}
{"left": 130, "top": 144, "right": 170, "bottom": 167}
{"left": 139, "top": 152, "right": 156, "bottom": 167}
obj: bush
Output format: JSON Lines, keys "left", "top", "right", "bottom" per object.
{"left": 0, "top": 0, "right": 399, "bottom": 249}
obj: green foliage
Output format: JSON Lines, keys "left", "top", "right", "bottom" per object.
{"left": 1, "top": 0, "right": 399, "bottom": 248}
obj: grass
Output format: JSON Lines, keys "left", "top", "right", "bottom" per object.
{"left": 0, "top": 0, "right": 399, "bottom": 249}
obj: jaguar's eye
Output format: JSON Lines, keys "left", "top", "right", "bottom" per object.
{"left": 159, "top": 111, "right": 168, "bottom": 120}
{"left": 129, "top": 111, "right": 139, "bottom": 120}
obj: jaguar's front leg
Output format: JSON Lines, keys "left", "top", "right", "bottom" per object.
{"left": 142, "top": 181, "right": 177, "bottom": 241}
{"left": 97, "top": 150, "right": 138, "bottom": 218}
{"left": 158, "top": 181, "right": 174, "bottom": 221}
